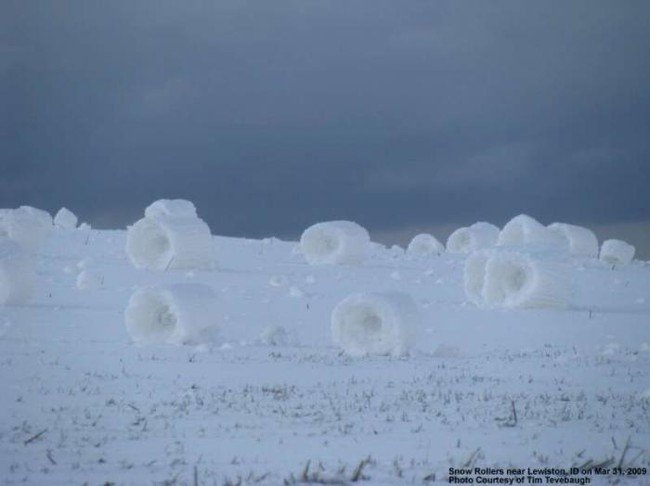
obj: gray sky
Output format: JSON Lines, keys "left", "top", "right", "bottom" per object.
{"left": 2, "top": 1, "right": 649, "bottom": 253}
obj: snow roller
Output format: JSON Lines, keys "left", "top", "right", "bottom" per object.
{"left": 126, "top": 199, "right": 214, "bottom": 270}
{"left": 446, "top": 222, "right": 499, "bottom": 253}
{"left": 547, "top": 222, "right": 598, "bottom": 258}
{"left": 0, "top": 207, "right": 52, "bottom": 252}
{"left": 600, "top": 239, "right": 635, "bottom": 266}
{"left": 124, "top": 283, "right": 219, "bottom": 345}
{"left": 497, "top": 214, "right": 565, "bottom": 250}
{"left": 300, "top": 220, "right": 370, "bottom": 265}
{"left": 464, "top": 250, "right": 570, "bottom": 309}
{"left": 407, "top": 233, "right": 444, "bottom": 257}
{"left": 331, "top": 292, "right": 420, "bottom": 357}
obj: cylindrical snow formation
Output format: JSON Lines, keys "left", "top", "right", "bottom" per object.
{"left": 54, "top": 207, "right": 78, "bottom": 229}
{"left": 331, "top": 292, "right": 419, "bottom": 357}
{"left": 300, "top": 221, "right": 370, "bottom": 265}
{"left": 125, "top": 283, "right": 219, "bottom": 345}
{"left": 19, "top": 206, "right": 53, "bottom": 228}
{"left": 0, "top": 207, "right": 52, "bottom": 252}
{"left": 446, "top": 222, "right": 499, "bottom": 253}
{"left": 488, "top": 253, "right": 569, "bottom": 308}
{"left": 547, "top": 223, "right": 598, "bottom": 257}
{"left": 0, "top": 239, "right": 36, "bottom": 306}
{"left": 145, "top": 199, "right": 198, "bottom": 219}
{"left": 126, "top": 215, "right": 214, "bottom": 270}
{"left": 497, "top": 214, "right": 565, "bottom": 250}
{"left": 600, "top": 239, "right": 635, "bottom": 266}
{"left": 464, "top": 251, "right": 570, "bottom": 309}
{"left": 407, "top": 233, "right": 444, "bottom": 257}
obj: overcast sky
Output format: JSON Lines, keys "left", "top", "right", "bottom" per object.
{"left": 2, "top": 1, "right": 649, "bottom": 249}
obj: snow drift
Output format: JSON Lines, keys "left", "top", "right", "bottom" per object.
{"left": 446, "top": 222, "right": 499, "bottom": 253}
{"left": 54, "top": 207, "right": 78, "bottom": 229}
{"left": 145, "top": 199, "right": 198, "bottom": 219}
{"left": 300, "top": 221, "right": 370, "bottom": 265}
{"left": 498, "top": 214, "right": 565, "bottom": 250}
{"left": 331, "top": 292, "right": 419, "bottom": 357}
{"left": 0, "top": 239, "right": 36, "bottom": 306}
{"left": 124, "top": 283, "right": 219, "bottom": 345}
{"left": 126, "top": 212, "right": 214, "bottom": 271}
{"left": 464, "top": 251, "right": 570, "bottom": 309}
{"left": 547, "top": 223, "right": 598, "bottom": 257}
{"left": 600, "top": 239, "right": 635, "bottom": 266}
{"left": 406, "top": 233, "right": 444, "bottom": 257}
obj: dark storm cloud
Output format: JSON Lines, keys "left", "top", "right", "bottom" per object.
{"left": 2, "top": 1, "right": 650, "bottom": 244}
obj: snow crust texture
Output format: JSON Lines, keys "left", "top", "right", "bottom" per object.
{"left": 331, "top": 292, "right": 419, "bottom": 357}
{"left": 446, "top": 222, "right": 499, "bottom": 253}
{"left": 465, "top": 250, "right": 570, "bottom": 309}
{"left": 300, "top": 221, "right": 370, "bottom": 265}
{"left": 126, "top": 215, "right": 214, "bottom": 270}
{"left": 406, "top": 233, "right": 444, "bottom": 256}
{"left": 54, "top": 207, "right": 78, "bottom": 229}
{"left": 0, "top": 239, "right": 36, "bottom": 305}
{"left": 600, "top": 239, "right": 635, "bottom": 265}
{"left": 125, "top": 283, "right": 219, "bottom": 345}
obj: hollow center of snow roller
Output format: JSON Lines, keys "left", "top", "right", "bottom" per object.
{"left": 303, "top": 230, "right": 340, "bottom": 258}
{"left": 505, "top": 266, "right": 527, "bottom": 293}
{"left": 342, "top": 304, "right": 384, "bottom": 346}
{"left": 487, "top": 260, "right": 530, "bottom": 303}
{"left": 128, "top": 218, "right": 172, "bottom": 268}
{"left": 155, "top": 304, "right": 177, "bottom": 333}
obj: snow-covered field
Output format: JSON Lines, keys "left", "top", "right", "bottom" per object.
{"left": 1, "top": 222, "right": 649, "bottom": 484}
